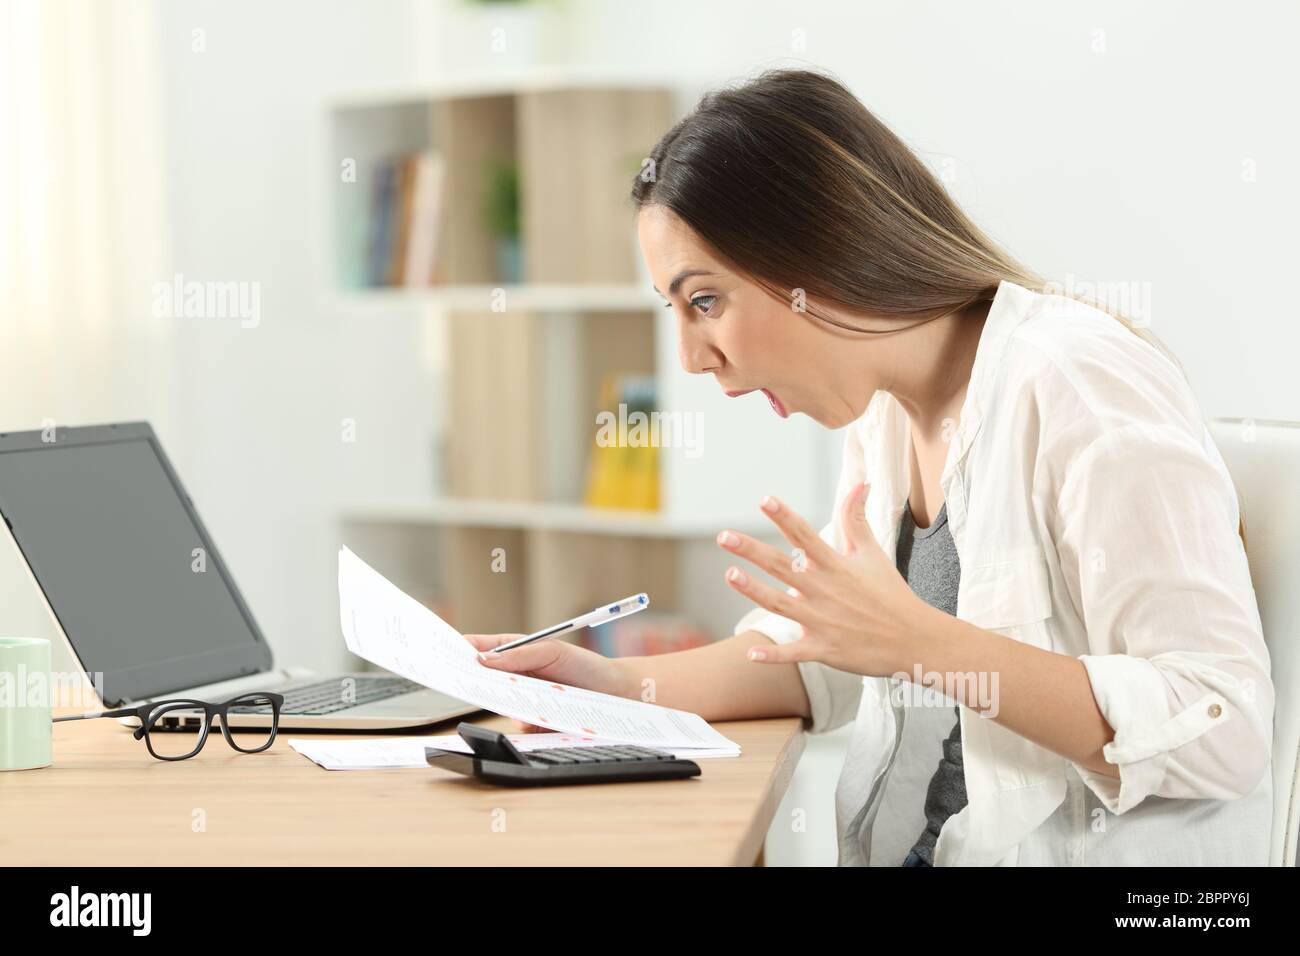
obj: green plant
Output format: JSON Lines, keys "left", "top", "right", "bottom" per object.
{"left": 483, "top": 158, "right": 520, "bottom": 239}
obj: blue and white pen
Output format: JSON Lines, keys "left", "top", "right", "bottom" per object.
{"left": 488, "top": 593, "right": 650, "bottom": 654}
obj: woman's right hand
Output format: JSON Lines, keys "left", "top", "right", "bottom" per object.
{"left": 463, "top": 634, "right": 632, "bottom": 732}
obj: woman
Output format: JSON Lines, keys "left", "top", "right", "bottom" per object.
{"left": 468, "top": 69, "right": 1273, "bottom": 866}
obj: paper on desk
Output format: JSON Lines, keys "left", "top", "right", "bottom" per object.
{"left": 289, "top": 733, "right": 739, "bottom": 771}
{"left": 338, "top": 547, "right": 740, "bottom": 752}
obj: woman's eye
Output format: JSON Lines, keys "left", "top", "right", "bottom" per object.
{"left": 690, "top": 294, "right": 718, "bottom": 315}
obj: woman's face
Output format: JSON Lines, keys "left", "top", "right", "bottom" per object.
{"left": 636, "top": 204, "right": 888, "bottom": 429}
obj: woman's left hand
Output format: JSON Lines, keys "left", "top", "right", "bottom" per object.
{"left": 717, "top": 481, "right": 935, "bottom": 678}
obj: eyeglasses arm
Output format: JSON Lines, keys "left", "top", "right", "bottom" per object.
{"left": 53, "top": 706, "right": 140, "bottom": 723}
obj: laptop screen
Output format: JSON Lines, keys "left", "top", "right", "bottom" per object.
{"left": 0, "top": 426, "right": 271, "bottom": 705}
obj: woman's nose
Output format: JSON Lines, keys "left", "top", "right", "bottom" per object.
{"left": 677, "top": 315, "right": 717, "bottom": 375}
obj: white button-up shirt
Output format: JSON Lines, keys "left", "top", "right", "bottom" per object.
{"left": 735, "top": 280, "right": 1274, "bottom": 866}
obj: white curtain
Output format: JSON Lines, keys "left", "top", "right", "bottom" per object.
{"left": 0, "top": 0, "right": 170, "bottom": 667}
{"left": 0, "top": 0, "right": 170, "bottom": 427}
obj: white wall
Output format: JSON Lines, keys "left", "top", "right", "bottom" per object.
{"left": 151, "top": 0, "right": 436, "bottom": 677}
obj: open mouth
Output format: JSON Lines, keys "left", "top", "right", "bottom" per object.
{"left": 724, "top": 387, "right": 789, "bottom": 419}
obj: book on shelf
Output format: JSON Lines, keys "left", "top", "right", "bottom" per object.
{"left": 403, "top": 151, "right": 446, "bottom": 287}
{"left": 361, "top": 149, "right": 447, "bottom": 288}
{"left": 365, "top": 159, "right": 396, "bottom": 287}
{"left": 583, "top": 373, "right": 660, "bottom": 512}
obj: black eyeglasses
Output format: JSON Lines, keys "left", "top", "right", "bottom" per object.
{"left": 54, "top": 692, "right": 284, "bottom": 760}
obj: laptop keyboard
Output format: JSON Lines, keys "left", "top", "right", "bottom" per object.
{"left": 227, "top": 676, "right": 425, "bottom": 716}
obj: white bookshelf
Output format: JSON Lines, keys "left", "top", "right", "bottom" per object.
{"left": 328, "top": 68, "right": 697, "bottom": 111}
{"left": 335, "top": 283, "right": 660, "bottom": 314}
{"left": 328, "top": 70, "right": 829, "bottom": 643}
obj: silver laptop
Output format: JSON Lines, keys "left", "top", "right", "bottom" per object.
{"left": 0, "top": 421, "right": 477, "bottom": 731}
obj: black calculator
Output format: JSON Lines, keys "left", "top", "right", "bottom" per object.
{"left": 424, "top": 722, "right": 702, "bottom": 787}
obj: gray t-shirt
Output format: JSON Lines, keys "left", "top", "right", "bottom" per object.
{"left": 894, "top": 498, "right": 964, "bottom": 866}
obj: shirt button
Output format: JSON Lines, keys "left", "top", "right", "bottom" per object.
{"left": 1208, "top": 703, "right": 1223, "bottom": 719}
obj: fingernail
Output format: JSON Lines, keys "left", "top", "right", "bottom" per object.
{"left": 748, "top": 648, "right": 768, "bottom": 662}
{"left": 760, "top": 496, "right": 779, "bottom": 514}
{"left": 717, "top": 530, "right": 739, "bottom": 547}
{"left": 726, "top": 567, "right": 748, "bottom": 585}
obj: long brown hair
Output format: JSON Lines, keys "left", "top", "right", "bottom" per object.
{"left": 631, "top": 68, "right": 1176, "bottom": 363}
{"left": 630, "top": 69, "right": 1249, "bottom": 547}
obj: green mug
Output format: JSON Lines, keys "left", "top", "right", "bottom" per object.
{"left": 0, "top": 637, "right": 53, "bottom": 771}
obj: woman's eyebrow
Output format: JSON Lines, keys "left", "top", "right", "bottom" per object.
{"left": 654, "top": 269, "right": 717, "bottom": 297}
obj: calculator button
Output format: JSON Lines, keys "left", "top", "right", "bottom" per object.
{"left": 579, "top": 748, "right": 625, "bottom": 760}
{"left": 604, "top": 749, "right": 647, "bottom": 760}
{"left": 529, "top": 752, "right": 579, "bottom": 764}
{"left": 551, "top": 750, "right": 600, "bottom": 763}
{"left": 548, "top": 749, "right": 603, "bottom": 764}
{"left": 626, "top": 747, "right": 671, "bottom": 760}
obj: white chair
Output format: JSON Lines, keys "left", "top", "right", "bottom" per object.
{"left": 1209, "top": 417, "right": 1300, "bottom": 866}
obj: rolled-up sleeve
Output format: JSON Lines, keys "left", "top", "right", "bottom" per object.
{"left": 731, "top": 424, "right": 868, "bottom": 734}
{"left": 734, "top": 605, "right": 863, "bottom": 733}
{"left": 1053, "top": 420, "right": 1274, "bottom": 815}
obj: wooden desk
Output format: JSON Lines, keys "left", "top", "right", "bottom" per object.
{"left": 0, "top": 712, "right": 805, "bottom": 866}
